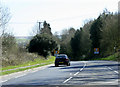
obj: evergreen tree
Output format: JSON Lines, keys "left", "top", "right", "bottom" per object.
{"left": 59, "top": 28, "right": 76, "bottom": 57}
{"left": 28, "top": 34, "right": 57, "bottom": 58}
{"left": 40, "top": 21, "right": 52, "bottom": 36}
{"left": 70, "top": 28, "right": 83, "bottom": 60}
{"left": 89, "top": 16, "right": 103, "bottom": 58}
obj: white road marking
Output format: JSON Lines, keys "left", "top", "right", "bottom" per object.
{"left": 79, "top": 62, "right": 86, "bottom": 72}
{"left": 70, "top": 73, "right": 72, "bottom": 75}
{"left": 63, "top": 62, "right": 86, "bottom": 83}
{"left": 15, "top": 74, "right": 27, "bottom": 78}
{"left": 1, "top": 80, "right": 8, "bottom": 83}
{"left": 107, "top": 67, "right": 119, "bottom": 74}
{"left": 114, "top": 71, "right": 119, "bottom": 74}
{"left": 74, "top": 72, "right": 79, "bottom": 76}
{"left": 1, "top": 64, "right": 54, "bottom": 83}
{"left": 63, "top": 77, "right": 73, "bottom": 83}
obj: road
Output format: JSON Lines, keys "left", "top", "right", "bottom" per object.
{"left": 1, "top": 61, "right": 119, "bottom": 87}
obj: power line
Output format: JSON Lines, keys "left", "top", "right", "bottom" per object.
{"left": 9, "top": 22, "right": 35, "bottom": 24}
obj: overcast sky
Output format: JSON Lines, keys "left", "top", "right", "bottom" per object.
{"left": 1, "top": 0, "right": 119, "bottom": 36}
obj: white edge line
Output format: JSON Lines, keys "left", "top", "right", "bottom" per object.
{"left": 1, "top": 64, "right": 53, "bottom": 83}
{"left": 15, "top": 74, "right": 27, "bottom": 78}
{"left": 4, "top": 73, "right": 27, "bottom": 81}
{"left": 1, "top": 80, "right": 8, "bottom": 83}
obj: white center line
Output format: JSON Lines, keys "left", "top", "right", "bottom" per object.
{"left": 107, "top": 67, "right": 119, "bottom": 74}
{"left": 63, "top": 62, "right": 86, "bottom": 83}
{"left": 63, "top": 77, "right": 73, "bottom": 83}
{"left": 74, "top": 72, "right": 79, "bottom": 76}
{"left": 70, "top": 73, "right": 72, "bottom": 75}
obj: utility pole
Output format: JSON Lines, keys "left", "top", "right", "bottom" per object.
{"left": 37, "top": 22, "right": 42, "bottom": 34}
{"left": 37, "top": 21, "right": 45, "bottom": 34}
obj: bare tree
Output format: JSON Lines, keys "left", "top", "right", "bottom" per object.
{"left": 0, "top": 5, "right": 11, "bottom": 67}
{"left": 0, "top": 5, "right": 11, "bottom": 35}
{"left": 30, "top": 23, "right": 39, "bottom": 36}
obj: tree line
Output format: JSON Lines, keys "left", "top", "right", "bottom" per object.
{"left": 1, "top": 4, "right": 120, "bottom": 67}
{"left": 28, "top": 9, "right": 120, "bottom": 61}
{"left": 58, "top": 10, "right": 120, "bottom": 60}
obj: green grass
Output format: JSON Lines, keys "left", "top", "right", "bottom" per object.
{"left": 93, "top": 53, "right": 119, "bottom": 61}
{"left": 98, "top": 55, "right": 116, "bottom": 61}
{"left": 1, "top": 56, "right": 55, "bottom": 75}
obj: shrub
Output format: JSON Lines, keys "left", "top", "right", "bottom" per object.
{"left": 28, "top": 34, "right": 57, "bottom": 58}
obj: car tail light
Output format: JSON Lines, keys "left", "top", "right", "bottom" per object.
{"left": 66, "top": 59, "right": 68, "bottom": 61}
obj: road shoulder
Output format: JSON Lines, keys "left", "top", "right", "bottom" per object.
{"left": 0, "top": 64, "right": 54, "bottom": 83}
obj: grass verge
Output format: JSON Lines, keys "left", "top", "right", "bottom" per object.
{"left": 1, "top": 56, "right": 55, "bottom": 75}
{"left": 93, "top": 52, "right": 119, "bottom": 61}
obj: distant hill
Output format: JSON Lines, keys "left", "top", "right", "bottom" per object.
{"left": 15, "top": 36, "right": 33, "bottom": 45}
{"left": 15, "top": 36, "right": 33, "bottom": 39}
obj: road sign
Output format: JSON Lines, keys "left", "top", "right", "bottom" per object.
{"left": 94, "top": 48, "right": 99, "bottom": 54}
{"left": 57, "top": 51, "right": 59, "bottom": 54}
{"left": 54, "top": 50, "right": 59, "bottom": 56}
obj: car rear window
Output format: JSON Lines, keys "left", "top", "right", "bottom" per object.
{"left": 56, "top": 56, "right": 66, "bottom": 58}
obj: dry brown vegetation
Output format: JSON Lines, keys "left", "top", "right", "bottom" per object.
{"left": 1, "top": 34, "right": 45, "bottom": 67}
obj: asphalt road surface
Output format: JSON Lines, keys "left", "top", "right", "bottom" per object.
{"left": 1, "top": 61, "right": 120, "bottom": 87}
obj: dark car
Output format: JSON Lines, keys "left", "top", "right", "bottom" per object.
{"left": 55, "top": 54, "right": 70, "bottom": 67}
